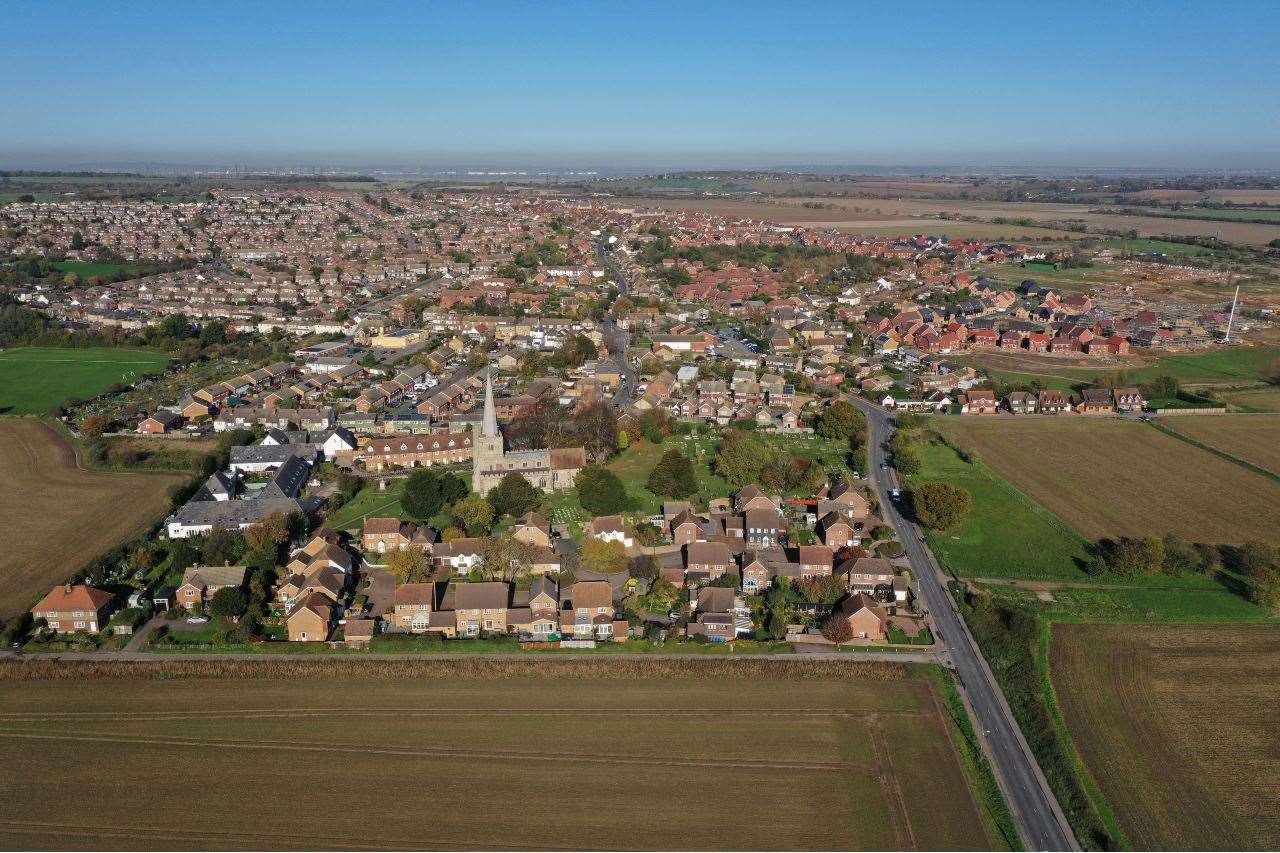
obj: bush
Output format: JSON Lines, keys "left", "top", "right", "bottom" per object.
{"left": 878, "top": 541, "right": 905, "bottom": 558}
{"left": 910, "top": 482, "right": 973, "bottom": 531}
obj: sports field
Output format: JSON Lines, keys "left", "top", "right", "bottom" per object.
{"left": 933, "top": 417, "right": 1280, "bottom": 543}
{"left": 1050, "top": 623, "right": 1280, "bottom": 849}
{"left": 1158, "top": 413, "right": 1280, "bottom": 475}
{"left": 0, "top": 660, "right": 997, "bottom": 851}
{"left": 0, "top": 346, "right": 169, "bottom": 415}
{"left": 0, "top": 420, "right": 186, "bottom": 620}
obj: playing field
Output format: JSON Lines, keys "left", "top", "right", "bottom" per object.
{"left": 1050, "top": 623, "right": 1280, "bottom": 849}
{"left": 0, "top": 420, "right": 187, "bottom": 620}
{"left": 1158, "top": 413, "right": 1280, "bottom": 475}
{"left": 0, "top": 660, "right": 996, "bottom": 851}
{"left": 932, "top": 417, "right": 1280, "bottom": 543}
{"left": 0, "top": 346, "right": 169, "bottom": 415}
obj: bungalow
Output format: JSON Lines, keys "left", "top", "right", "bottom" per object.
{"left": 138, "top": 410, "right": 183, "bottom": 434}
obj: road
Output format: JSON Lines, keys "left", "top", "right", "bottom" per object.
{"left": 596, "top": 238, "right": 639, "bottom": 408}
{"left": 851, "top": 396, "right": 1079, "bottom": 852}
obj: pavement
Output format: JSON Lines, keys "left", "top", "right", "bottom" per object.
{"left": 850, "top": 396, "right": 1079, "bottom": 851}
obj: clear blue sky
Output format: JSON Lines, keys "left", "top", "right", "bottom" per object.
{"left": 3, "top": 0, "right": 1278, "bottom": 169}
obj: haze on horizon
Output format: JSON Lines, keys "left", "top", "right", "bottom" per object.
{"left": 4, "top": 0, "right": 1279, "bottom": 172}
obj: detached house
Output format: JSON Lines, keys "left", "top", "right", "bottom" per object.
{"left": 177, "top": 565, "right": 247, "bottom": 610}
{"left": 1113, "top": 387, "right": 1147, "bottom": 412}
{"left": 32, "top": 583, "right": 113, "bottom": 634}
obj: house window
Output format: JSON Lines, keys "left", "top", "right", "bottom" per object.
{"left": 74, "top": 621, "right": 85, "bottom": 629}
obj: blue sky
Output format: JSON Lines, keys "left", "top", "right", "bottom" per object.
{"left": 3, "top": 0, "right": 1278, "bottom": 169}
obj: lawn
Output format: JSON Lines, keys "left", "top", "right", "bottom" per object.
{"left": 0, "top": 346, "right": 170, "bottom": 415}
{"left": 932, "top": 417, "right": 1280, "bottom": 544}
{"left": 0, "top": 420, "right": 187, "bottom": 621}
{"left": 323, "top": 478, "right": 407, "bottom": 532}
{"left": 0, "top": 660, "right": 998, "bottom": 851}
{"left": 1157, "top": 413, "right": 1280, "bottom": 475}
{"left": 1050, "top": 624, "right": 1280, "bottom": 849}
{"left": 913, "top": 441, "right": 1091, "bottom": 580}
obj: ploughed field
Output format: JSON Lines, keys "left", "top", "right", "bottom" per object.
{"left": 0, "top": 660, "right": 995, "bottom": 851}
{"left": 0, "top": 346, "right": 169, "bottom": 415}
{"left": 1050, "top": 624, "right": 1280, "bottom": 849}
{"left": 0, "top": 420, "right": 186, "bottom": 620}
{"left": 932, "top": 417, "right": 1280, "bottom": 543}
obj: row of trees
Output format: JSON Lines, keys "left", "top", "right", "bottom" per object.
{"left": 1085, "top": 535, "right": 1280, "bottom": 608}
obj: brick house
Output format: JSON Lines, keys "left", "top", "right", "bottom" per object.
{"left": 31, "top": 584, "right": 113, "bottom": 634}
{"left": 177, "top": 565, "right": 247, "bottom": 610}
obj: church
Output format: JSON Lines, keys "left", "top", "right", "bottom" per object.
{"left": 472, "top": 371, "right": 586, "bottom": 497}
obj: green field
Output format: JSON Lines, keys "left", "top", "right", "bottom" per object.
{"left": 1125, "top": 345, "right": 1280, "bottom": 386}
{"left": 51, "top": 260, "right": 158, "bottom": 279}
{"left": 0, "top": 660, "right": 998, "bottom": 851}
{"left": 913, "top": 441, "right": 1092, "bottom": 580}
{"left": 1104, "top": 237, "right": 1222, "bottom": 258}
{"left": 323, "top": 478, "right": 408, "bottom": 532}
{"left": 0, "top": 347, "right": 170, "bottom": 415}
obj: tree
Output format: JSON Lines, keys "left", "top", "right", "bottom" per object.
{"left": 575, "top": 465, "right": 627, "bottom": 515}
{"left": 385, "top": 548, "right": 432, "bottom": 584}
{"left": 157, "top": 313, "right": 193, "bottom": 339}
{"left": 244, "top": 511, "right": 291, "bottom": 559}
{"left": 910, "top": 482, "right": 972, "bottom": 531}
{"left": 1090, "top": 536, "right": 1166, "bottom": 576}
{"left": 892, "top": 444, "right": 922, "bottom": 475}
{"left": 714, "top": 430, "right": 774, "bottom": 488}
{"left": 821, "top": 613, "right": 854, "bottom": 644}
{"left": 450, "top": 495, "right": 494, "bottom": 535}
{"left": 646, "top": 448, "right": 696, "bottom": 498}
{"left": 580, "top": 537, "right": 629, "bottom": 574}
{"left": 401, "top": 469, "right": 467, "bottom": 521}
{"left": 199, "top": 319, "right": 227, "bottom": 346}
{"left": 79, "top": 414, "right": 109, "bottom": 441}
{"left": 573, "top": 401, "right": 619, "bottom": 462}
{"left": 478, "top": 537, "right": 537, "bottom": 581}
{"left": 488, "top": 473, "right": 542, "bottom": 518}
{"left": 209, "top": 586, "right": 248, "bottom": 621}
{"left": 633, "top": 522, "right": 663, "bottom": 547}
{"left": 817, "top": 399, "right": 866, "bottom": 442}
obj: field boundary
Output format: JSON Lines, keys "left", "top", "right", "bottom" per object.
{"left": 1037, "top": 622, "right": 1132, "bottom": 850}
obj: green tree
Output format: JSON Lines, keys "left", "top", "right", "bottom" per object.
{"left": 209, "top": 586, "right": 248, "bottom": 621}
{"left": 713, "top": 430, "right": 774, "bottom": 489}
{"left": 401, "top": 469, "right": 467, "bottom": 521}
{"left": 816, "top": 399, "right": 866, "bottom": 442}
{"left": 450, "top": 495, "right": 495, "bottom": 535}
{"left": 199, "top": 319, "right": 227, "bottom": 345}
{"left": 575, "top": 465, "right": 627, "bottom": 515}
{"left": 910, "top": 482, "right": 973, "bottom": 531}
{"left": 646, "top": 447, "right": 697, "bottom": 498}
{"left": 580, "top": 538, "right": 629, "bottom": 574}
{"left": 488, "top": 472, "right": 542, "bottom": 518}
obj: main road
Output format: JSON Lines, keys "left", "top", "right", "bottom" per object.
{"left": 851, "top": 397, "right": 1079, "bottom": 852}
{"left": 595, "top": 237, "right": 639, "bottom": 408}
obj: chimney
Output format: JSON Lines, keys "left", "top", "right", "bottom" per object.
{"left": 64, "top": 583, "right": 73, "bottom": 594}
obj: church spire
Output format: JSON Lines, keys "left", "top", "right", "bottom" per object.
{"left": 482, "top": 368, "right": 498, "bottom": 437}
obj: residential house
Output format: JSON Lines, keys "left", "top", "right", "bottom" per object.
{"left": 176, "top": 564, "right": 247, "bottom": 610}
{"left": 31, "top": 583, "right": 113, "bottom": 634}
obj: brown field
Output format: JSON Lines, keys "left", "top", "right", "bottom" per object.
{"left": 1122, "top": 188, "right": 1280, "bottom": 206}
{"left": 638, "top": 195, "right": 1280, "bottom": 246}
{"left": 932, "top": 417, "right": 1280, "bottom": 542}
{"left": 1159, "top": 414, "right": 1280, "bottom": 475}
{"left": 1050, "top": 623, "right": 1280, "bottom": 849}
{"left": 0, "top": 420, "right": 187, "bottom": 620}
{"left": 0, "top": 662, "right": 994, "bottom": 851}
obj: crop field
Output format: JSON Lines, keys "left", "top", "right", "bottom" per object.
{"left": 0, "top": 346, "right": 169, "bottom": 415}
{"left": 0, "top": 420, "right": 186, "bottom": 620}
{"left": 0, "top": 661, "right": 996, "bottom": 851}
{"left": 932, "top": 417, "right": 1280, "bottom": 543}
{"left": 1158, "top": 413, "right": 1280, "bottom": 475}
{"left": 1221, "top": 386, "right": 1280, "bottom": 412}
{"left": 1050, "top": 623, "right": 1280, "bottom": 849}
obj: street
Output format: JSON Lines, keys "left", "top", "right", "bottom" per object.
{"left": 596, "top": 238, "right": 639, "bottom": 408}
{"left": 850, "top": 397, "right": 1079, "bottom": 852}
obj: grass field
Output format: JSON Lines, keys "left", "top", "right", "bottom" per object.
{"left": 914, "top": 441, "right": 1091, "bottom": 580}
{"left": 933, "top": 417, "right": 1280, "bottom": 543}
{"left": 0, "top": 346, "right": 170, "bottom": 415}
{"left": 1157, "top": 413, "right": 1280, "bottom": 475}
{"left": 962, "top": 346, "right": 1280, "bottom": 393}
{"left": 1050, "top": 623, "right": 1280, "bottom": 849}
{"left": 324, "top": 478, "right": 408, "bottom": 532}
{"left": 1221, "top": 385, "right": 1280, "bottom": 412}
{"left": 0, "top": 420, "right": 187, "bottom": 620}
{"left": 0, "top": 661, "right": 996, "bottom": 851}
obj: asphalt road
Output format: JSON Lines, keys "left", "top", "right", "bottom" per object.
{"left": 596, "top": 239, "right": 638, "bottom": 408}
{"left": 850, "top": 397, "right": 1079, "bottom": 852}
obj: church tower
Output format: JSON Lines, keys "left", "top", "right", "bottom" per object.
{"left": 472, "top": 369, "right": 504, "bottom": 494}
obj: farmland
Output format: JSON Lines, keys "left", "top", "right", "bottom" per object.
{"left": 1158, "top": 413, "right": 1280, "bottom": 475}
{"left": 0, "top": 346, "right": 170, "bottom": 415}
{"left": 0, "top": 660, "right": 998, "bottom": 851}
{"left": 931, "top": 417, "right": 1280, "bottom": 543}
{"left": 1050, "top": 624, "right": 1280, "bottom": 849}
{"left": 0, "top": 420, "right": 187, "bottom": 621}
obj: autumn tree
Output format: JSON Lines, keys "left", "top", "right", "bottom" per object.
{"left": 449, "top": 495, "right": 494, "bottom": 536}
{"left": 573, "top": 401, "right": 620, "bottom": 463}
{"left": 385, "top": 548, "right": 432, "bottom": 584}
{"left": 580, "top": 537, "right": 629, "bottom": 574}
{"left": 821, "top": 613, "right": 854, "bottom": 644}
{"left": 910, "top": 482, "right": 972, "bottom": 531}
{"left": 79, "top": 414, "right": 109, "bottom": 441}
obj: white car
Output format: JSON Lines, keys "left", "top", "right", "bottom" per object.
{"left": 186, "top": 615, "right": 209, "bottom": 624}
